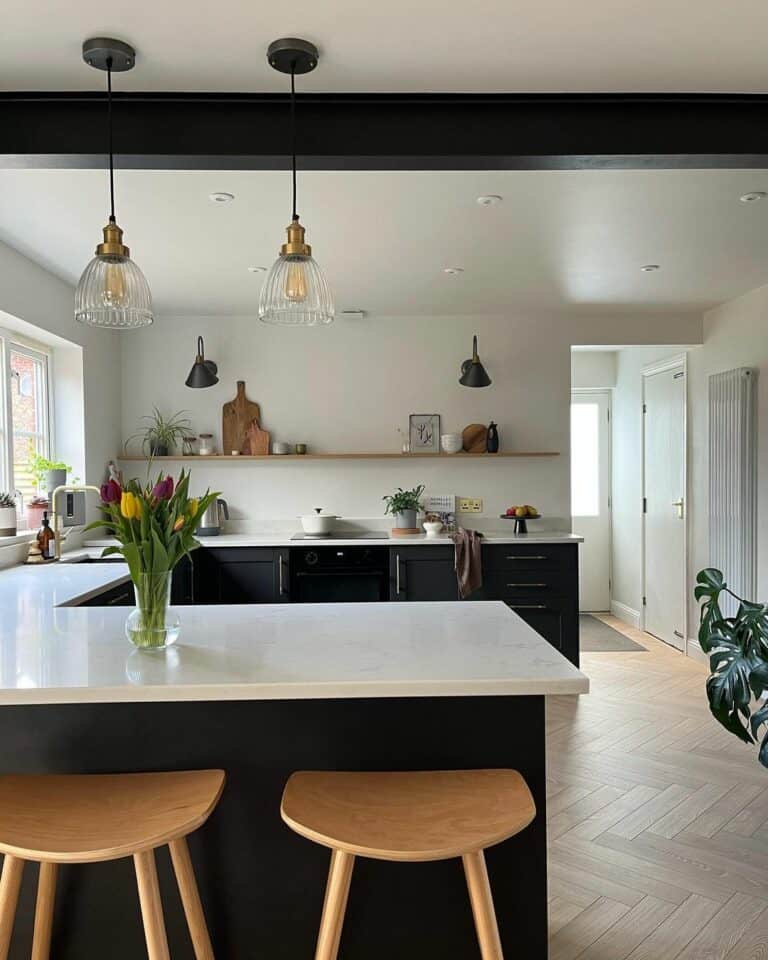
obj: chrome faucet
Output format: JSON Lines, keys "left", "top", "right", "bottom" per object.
{"left": 50, "top": 485, "right": 101, "bottom": 561}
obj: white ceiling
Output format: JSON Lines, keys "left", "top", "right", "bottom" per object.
{"left": 1, "top": 168, "right": 768, "bottom": 316}
{"left": 2, "top": 0, "right": 768, "bottom": 93}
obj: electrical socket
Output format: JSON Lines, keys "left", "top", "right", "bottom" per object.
{"left": 458, "top": 497, "right": 483, "bottom": 514}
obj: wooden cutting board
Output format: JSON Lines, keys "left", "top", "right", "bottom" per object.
{"left": 223, "top": 381, "right": 262, "bottom": 455}
{"left": 462, "top": 423, "right": 488, "bottom": 454}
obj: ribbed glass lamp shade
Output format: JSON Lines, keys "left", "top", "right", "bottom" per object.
{"left": 258, "top": 254, "right": 334, "bottom": 326}
{"left": 75, "top": 255, "right": 153, "bottom": 329}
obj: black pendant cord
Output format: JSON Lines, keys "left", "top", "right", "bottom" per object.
{"left": 290, "top": 63, "right": 297, "bottom": 221}
{"left": 106, "top": 58, "right": 116, "bottom": 223}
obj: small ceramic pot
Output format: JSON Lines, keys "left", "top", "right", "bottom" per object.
{"left": 295, "top": 443, "right": 308, "bottom": 455}
{"left": 394, "top": 508, "right": 418, "bottom": 529}
{"left": 272, "top": 442, "right": 292, "bottom": 455}
{"left": 440, "top": 434, "right": 463, "bottom": 454}
{"left": 46, "top": 469, "right": 67, "bottom": 494}
{"left": 423, "top": 520, "right": 444, "bottom": 538}
{"left": 0, "top": 506, "right": 17, "bottom": 537}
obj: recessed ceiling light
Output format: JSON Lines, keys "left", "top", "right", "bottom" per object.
{"left": 476, "top": 195, "right": 503, "bottom": 206}
{"left": 740, "top": 191, "right": 767, "bottom": 203}
{"left": 209, "top": 192, "right": 235, "bottom": 203}
{"left": 247, "top": 265, "right": 267, "bottom": 273}
{"left": 444, "top": 267, "right": 464, "bottom": 276}
{"left": 640, "top": 264, "right": 660, "bottom": 272}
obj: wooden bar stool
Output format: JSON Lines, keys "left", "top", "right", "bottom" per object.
{"left": 281, "top": 768, "right": 535, "bottom": 960}
{"left": 0, "top": 769, "right": 224, "bottom": 960}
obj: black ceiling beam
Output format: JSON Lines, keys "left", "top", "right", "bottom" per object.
{"left": 3, "top": 92, "right": 768, "bottom": 170}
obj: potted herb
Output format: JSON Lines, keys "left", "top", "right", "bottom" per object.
{"left": 87, "top": 471, "right": 218, "bottom": 649}
{"left": 25, "top": 496, "right": 49, "bottom": 532}
{"left": 126, "top": 408, "right": 194, "bottom": 457}
{"left": 695, "top": 568, "right": 768, "bottom": 768}
{"left": 383, "top": 484, "right": 425, "bottom": 530}
{"left": 0, "top": 493, "right": 17, "bottom": 536}
{"left": 27, "top": 443, "right": 72, "bottom": 494}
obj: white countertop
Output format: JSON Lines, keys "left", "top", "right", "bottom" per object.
{"left": 84, "top": 531, "right": 583, "bottom": 549}
{"left": 0, "top": 557, "right": 588, "bottom": 705}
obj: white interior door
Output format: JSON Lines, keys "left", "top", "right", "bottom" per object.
{"left": 571, "top": 391, "right": 611, "bottom": 612}
{"left": 643, "top": 362, "right": 686, "bottom": 650}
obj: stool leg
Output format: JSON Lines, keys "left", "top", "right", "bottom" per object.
{"left": 134, "top": 849, "right": 171, "bottom": 960}
{"left": 169, "top": 837, "right": 214, "bottom": 960}
{"left": 315, "top": 849, "right": 354, "bottom": 960}
{"left": 31, "top": 862, "right": 57, "bottom": 960}
{"left": 0, "top": 855, "right": 24, "bottom": 960}
{"left": 462, "top": 850, "right": 504, "bottom": 960}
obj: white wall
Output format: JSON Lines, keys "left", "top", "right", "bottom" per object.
{"left": 688, "top": 283, "right": 768, "bottom": 630}
{"left": 571, "top": 351, "right": 617, "bottom": 389}
{"left": 120, "top": 312, "right": 701, "bottom": 534}
{"left": 610, "top": 346, "right": 684, "bottom": 622}
{"left": 0, "top": 240, "right": 122, "bottom": 564}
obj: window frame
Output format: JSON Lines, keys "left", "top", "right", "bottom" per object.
{"left": 0, "top": 326, "right": 53, "bottom": 499}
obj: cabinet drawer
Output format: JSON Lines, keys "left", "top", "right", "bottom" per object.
{"left": 483, "top": 544, "right": 574, "bottom": 573}
{"left": 504, "top": 597, "right": 572, "bottom": 651}
{"left": 482, "top": 571, "right": 568, "bottom": 599}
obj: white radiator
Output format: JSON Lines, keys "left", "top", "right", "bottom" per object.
{"left": 708, "top": 367, "right": 757, "bottom": 614}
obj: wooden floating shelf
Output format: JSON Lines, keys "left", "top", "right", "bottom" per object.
{"left": 119, "top": 452, "right": 559, "bottom": 461}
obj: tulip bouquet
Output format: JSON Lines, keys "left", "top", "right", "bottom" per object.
{"left": 88, "top": 471, "right": 218, "bottom": 649}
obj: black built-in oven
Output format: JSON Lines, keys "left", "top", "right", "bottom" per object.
{"left": 289, "top": 546, "right": 389, "bottom": 602}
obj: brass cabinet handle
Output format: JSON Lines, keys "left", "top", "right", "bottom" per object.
{"left": 506, "top": 555, "right": 547, "bottom": 561}
{"left": 509, "top": 604, "right": 547, "bottom": 610}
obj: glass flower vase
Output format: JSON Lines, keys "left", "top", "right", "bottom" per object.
{"left": 125, "top": 572, "right": 180, "bottom": 650}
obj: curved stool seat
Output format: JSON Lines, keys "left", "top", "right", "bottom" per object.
{"left": 0, "top": 770, "right": 224, "bottom": 863}
{"left": 0, "top": 769, "right": 224, "bottom": 960}
{"left": 281, "top": 769, "right": 536, "bottom": 960}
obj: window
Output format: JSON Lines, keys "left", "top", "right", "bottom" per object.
{"left": 0, "top": 332, "right": 51, "bottom": 519}
{"left": 570, "top": 402, "right": 600, "bottom": 517}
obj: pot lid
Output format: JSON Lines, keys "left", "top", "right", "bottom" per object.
{"left": 298, "top": 508, "right": 339, "bottom": 518}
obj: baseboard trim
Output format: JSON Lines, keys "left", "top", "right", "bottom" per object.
{"left": 610, "top": 600, "right": 640, "bottom": 628}
{"left": 686, "top": 638, "right": 708, "bottom": 665}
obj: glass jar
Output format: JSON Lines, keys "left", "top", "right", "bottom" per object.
{"left": 198, "top": 433, "right": 215, "bottom": 456}
{"left": 125, "top": 572, "right": 180, "bottom": 650}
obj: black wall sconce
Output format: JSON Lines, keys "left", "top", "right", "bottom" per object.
{"left": 185, "top": 336, "right": 219, "bottom": 388}
{"left": 459, "top": 334, "right": 492, "bottom": 388}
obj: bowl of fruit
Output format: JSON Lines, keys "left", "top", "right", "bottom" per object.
{"left": 500, "top": 504, "right": 540, "bottom": 535}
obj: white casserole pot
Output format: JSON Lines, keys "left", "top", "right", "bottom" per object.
{"left": 298, "top": 508, "right": 340, "bottom": 536}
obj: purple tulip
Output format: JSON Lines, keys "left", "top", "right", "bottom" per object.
{"left": 152, "top": 476, "right": 174, "bottom": 500}
{"left": 100, "top": 479, "right": 122, "bottom": 503}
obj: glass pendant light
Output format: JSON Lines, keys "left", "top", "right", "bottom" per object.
{"left": 75, "top": 38, "right": 153, "bottom": 329}
{"left": 259, "top": 39, "right": 334, "bottom": 326}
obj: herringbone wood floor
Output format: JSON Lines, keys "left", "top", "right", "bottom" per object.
{"left": 547, "top": 615, "right": 768, "bottom": 959}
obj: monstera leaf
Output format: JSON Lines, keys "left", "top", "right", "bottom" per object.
{"left": 696, "top": 568, "right": 768, "bottom": 769}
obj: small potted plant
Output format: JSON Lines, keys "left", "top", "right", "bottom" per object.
{"left": 27, "top": 442, "right": 72, "bottom": 494}
{"left": 126, "top": 408, "right": 194, "bottom": 457}
{"left": 383, "top": 484, "right": 425, "bottom": 530}
{"left": 0, "top": 493, "right": 17, "bottom": 536}
{"left": 25, "top": 495, "right": 49, "bottom": 531}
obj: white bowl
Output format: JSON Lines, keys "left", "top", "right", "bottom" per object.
{"left": 440, "top": 433, "right": 463, "bottom": 454}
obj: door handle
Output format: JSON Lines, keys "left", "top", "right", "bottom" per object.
{"left": 672, "top": 498, "right": 684, "bottom": 519}
{"left": 278, "top": 554, "right": 287, "bottom": 596}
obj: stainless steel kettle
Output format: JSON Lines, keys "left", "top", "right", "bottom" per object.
{"left": 197, "top": 498, "right": 229, "bottom": 536}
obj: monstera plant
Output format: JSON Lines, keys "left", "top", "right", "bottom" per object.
{"left": 695, "top": 568, "right": 768, "bottom": 768}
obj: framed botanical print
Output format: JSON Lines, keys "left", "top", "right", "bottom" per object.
{"left": 409, "top": 414, "right": 440, "bottom": 453}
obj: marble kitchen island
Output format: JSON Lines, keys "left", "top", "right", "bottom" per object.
{"left": 0, "top": 561, "right": 587, "bottom": 958}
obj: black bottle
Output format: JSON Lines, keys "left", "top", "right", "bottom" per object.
{"left": 486, "top": 421, "right": 499, "bottom": 453}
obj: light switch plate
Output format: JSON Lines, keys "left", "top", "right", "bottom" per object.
{"left": 458, "top": 497, "right": 483, "bottom": 514}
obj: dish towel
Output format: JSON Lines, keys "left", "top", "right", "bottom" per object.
{"left": 452, "top": 527, "right": 484, "bottom": 598}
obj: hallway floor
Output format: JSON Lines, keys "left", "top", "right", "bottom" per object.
{"left": 547, "top": 615, "right": 768, "bottom": 959}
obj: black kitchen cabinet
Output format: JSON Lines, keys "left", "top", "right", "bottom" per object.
{"left": 78, "top": 579, "right": 134, "bottom": 607}
{"left": 479, "top": 543, "right": 579, "bottom": 666}
{"left": 389, "top": 547, "right": 459, "bottom": 601}
{"left": 193, "top": 547, "right": 288, "bottom": 604}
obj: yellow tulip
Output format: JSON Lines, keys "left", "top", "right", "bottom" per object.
{"left": 133, "top": 495, "right": 143, "bottom": 519}
{"left": 188, "top": 498, "right": 199, "bottom": 518}
{"left": 173, "top": 516, "right": 185, "bottom": 532}
{"left": 120, "top": 492, "right": 132, "bottom": 519}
